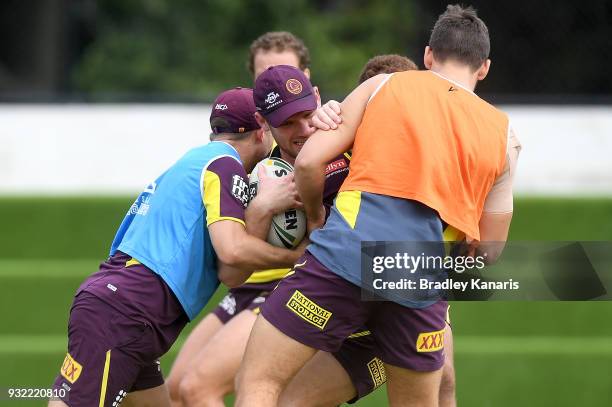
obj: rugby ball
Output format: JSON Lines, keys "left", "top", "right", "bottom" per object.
{"left": 249, "top": 157, "right": 307, "bottom": 249}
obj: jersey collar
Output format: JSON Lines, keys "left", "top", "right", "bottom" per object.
{"left": 429, "top": 70, "right": 475, "bottom": 95}
{"left": 269, "top": 144, "right": 282, "bottom": 158}
{"left": 212, "top": 141, "right": 241, "bottom": 158}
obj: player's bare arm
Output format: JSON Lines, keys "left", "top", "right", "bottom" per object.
{"left": 216, "top": 167, "right": 302, "bottom": 287}
{"left": 474, "top": 128, "right": 522, "bottom": 263}
{"left": 476, "top": 212, "right": 513, "bottom": 261}
{"left": 209, "top": 220, "right": 304, "bottom": 287}
{"left": 244, "top": 166, "right": 301, "bottom": 240}
{"left": 295, "top": 73, "right": 388, "bottom": 229}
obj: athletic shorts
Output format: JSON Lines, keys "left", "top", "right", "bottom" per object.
{"left": 334, "top": 309, "right": 452, "bottom": 403}
{"left": 333, "top": 331, "right": 385, "bottom": 402}
{"left": 51, "top": 254, "right": 188, "bottom": 406}
{"left": 212, "top": 280, "right": 279, "bottom": 324}
{"left": 262, "top": 251, "right": 448, "bottom": 372}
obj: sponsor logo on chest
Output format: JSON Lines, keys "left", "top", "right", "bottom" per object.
{"left": 325, "top": 158, "right": 348, "bottom": 176}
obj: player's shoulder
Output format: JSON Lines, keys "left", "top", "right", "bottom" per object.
{"left": 477, "top": 99, "right": 509, "bottom": 129}
{"left": 205, "top": 154, "right": 244, "bottom": 177}
{"left": 202, "top": 143, "right": 245, "bottom": 177}
{"left": 388, "top": 69, "right": 433, "bottom": 86}
{"left": 179, "top": 141, "right": 240, "bottom": 166}
{"left": 207, "top": 141, "right": 241, "bottom": 159}
{"left": 161, "top": 143, "right": 240, "bottom": 186}
{"left": 392, "top": 69, "right": 427, "bottom": 80}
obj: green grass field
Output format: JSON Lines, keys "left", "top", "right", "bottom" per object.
{"left": 1, "top": 197, "right": 611, "bottom": 406}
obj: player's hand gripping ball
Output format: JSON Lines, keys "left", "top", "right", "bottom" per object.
{"left": 249, "top": 157, "right": 306, "bottom": 248}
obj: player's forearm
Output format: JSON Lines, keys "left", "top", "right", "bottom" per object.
{"left": 210, "top": 220, "right": 300, "bottom": 274}
{"left": 244, "top": 196, "right": 274, "bottom": 240}
{"left": 216, "top": 232, "right": 299, "bottom": 287}
{"left": 233, "top": 233, "right": 301, "bottom": 271}
{"left": 217, "top": 261, "right": 252, "bottom": 288}
{"left": 294, "top": 157, "right": 326, "bottom": 223}
{"left": 217, "top": 236, "right": 299, "bottom": 287}
{"left": 477, "top": 211, "right": 513, "bottom": 264}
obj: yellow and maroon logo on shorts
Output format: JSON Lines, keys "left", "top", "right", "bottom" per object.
{"left": 367, "top": 357, "right": 387, "bottom": 388}
{"left": 285, "top": 79, "right": 303, "bottom": 95}
{"left": 60, "top": 353, "right": 83, "bottom": 383}
{"left": 286, "top": 290, "right": 332, "bottom": 329}
{"left": 416, "top": 329, "right": 445, "bottom": 352}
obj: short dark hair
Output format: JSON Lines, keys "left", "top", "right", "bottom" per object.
{"left": 248, "top": 31, "right": 311, "bottom": 76}
{"left": 209, "top": 128, "right": 256, "bottom": 142}
{"left": 358, "top": 54, "right": 418, "bottom": 84}
{"left": 429, "top": 4, "right": 490, "bottom": 71}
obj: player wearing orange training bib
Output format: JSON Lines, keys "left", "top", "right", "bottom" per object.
{"left": 236, "top": 5, "right": 521, "bottom": 407}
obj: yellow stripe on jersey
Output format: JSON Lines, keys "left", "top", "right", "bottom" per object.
{"left": 344, "top": 151, "right": 352, "bottom": 161}
{"left": 245, "top": 268, "right": 291, "bottom": 284}
{"left": 125, "top": 258, "right": 141, "bottom": 267}
{"left": 245, "top": 242, "right": 309, "bottom": 283}
{"left": 443, "top": 225, "right": 464, "bottom": 242}
{"left": 203, "top": 170, "right": 222, "bottom": 225}
{"left": 202, "top": 170, "right": 246, "bottom": 227}
{"left": 443, "top": 225, "right": 465, "bottom": 255}
{"left": 336, "top": 190, "right": 362, "bottom": 229}
{"left": 98, "top": 350, "right": 111, "bottom": 407}
{"left": 208, "top": 216, "right": 246, "bottom": 226}
{"left": 348, "top": 330, "right": 371, "bottom": 339}
{"left": 269, "top": 140, "right": 278, "bottom": 157}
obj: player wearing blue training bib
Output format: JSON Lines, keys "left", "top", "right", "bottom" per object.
{"left": 110, "top": 141, "right": 249, "bottom": 320}
{"left": 49, "top": 88, "right": 305, "bottom": 407}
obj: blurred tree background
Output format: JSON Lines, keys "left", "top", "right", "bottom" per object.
{"left": 1, "top": 0, "right": 611, "bottom": 102}
{"left": 73, "top": 0, "right": 420, "bottom": 100}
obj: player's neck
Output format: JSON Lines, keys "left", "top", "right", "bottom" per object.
{"left": 279, "top": 149, "right": 296, "bottom": 166}
{"left": 225, "top": 139, "right": 258, "bottom": 173}
{"left": 430, "top": 62, "right": 478, "bottom": 92}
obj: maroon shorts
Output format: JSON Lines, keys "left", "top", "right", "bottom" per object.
{"left": 334, "top": 315, "right": 452, "bottom": 403}
{"left": 262, "top": 251, "right": 448, "bottom": 372}
{"left": 333, "top": 332, "right": 386, "bottom": 403}
{"left": 52, "top": 254, "right": 188, "bottom": 406}
{"left": 212, "top": 280, "right": 279, "bottom": 324}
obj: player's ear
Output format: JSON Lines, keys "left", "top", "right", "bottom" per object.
{"left": 313, "top": 86, "right": 322, "bottom": 108}
{"left": 303, "top": 67, "right": 311, "bottom": 79}
{"left": 254, "top": 112, "right": 269, "bottom": 132}
{"left": 476, "top": 59, "right": 491, "bottom": 81}
{"left": 253, "top": 128, "right": 264, "bottom": 143}
{"left": 255, "top": 112, "right": 270, "bottom": 131}
{"left": 263, "top": 129, "right": 274, "bottom": 155}
{"left": 253, "top": 127, "right": 273, "bottom": 151}
{"left": 423, "top": 46, "right": 434, "bottom": 70}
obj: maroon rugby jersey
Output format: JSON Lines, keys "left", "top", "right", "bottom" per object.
{"left": 269, "top": 145, "right": 351, "bottom": 218}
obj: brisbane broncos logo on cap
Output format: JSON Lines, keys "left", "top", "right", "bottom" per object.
{"left": 286, "top": 79, "right": 303, "bottom": 95}
{"left": 265, "top": 92, "right": 281, "bottom": 106}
